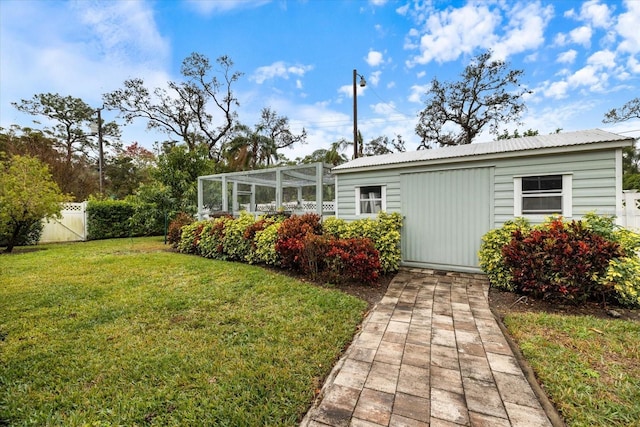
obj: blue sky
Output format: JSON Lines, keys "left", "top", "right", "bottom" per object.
{"left": 1, "top": 0, "right": 639, "bottom": 159}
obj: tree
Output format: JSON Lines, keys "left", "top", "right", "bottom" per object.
{"left": 0, "top": 126, "right": 100, "bottom": 200}
{"left": 496, "top": 128, "right": 539, "bottom": 140}
{"left": 151, "top": 143, "right": 215, "bottom": 213}
{"left": 416, "top": 50, "right": 530, "bottom": 148}
{"left": 223, "top": 108, "right": 307, "bottom": 171}
{"left": 0, "top": 155, "right": 68, "bottom": 253}
{"left": 12, "top": 93, "right": 119, "bottom": 165}
{"left": 104, "top": 142, "right": 156, "bottom": 199}
{"left": 363, "top": 135, "right": 406, "bottom": 156}
{"left": 603, "top": 97, "right": 640, "bottom": 123}
{"left": 104, "top": 53, "right": 242, "bottom": 159}
{"left": 603, "top": 98, "right": 640, "bottom": 189}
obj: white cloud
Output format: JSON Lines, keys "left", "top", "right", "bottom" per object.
{"left": 366, "top": 50, "right": 384, "bottom": 66}
{"left": 575, "top": 0, "right": 614, "bottom": 28}
{"left": 628, "top": 57, "right": 640, "bottom": 73}
{"left": 406, "top": 3, "right": 500, "bottom": 65}
{"left": 557, "top": 49, "right": 578, "bottom": 64}
{"left": 372, "top": 102, "right": 395, "bottom": 115}
{"left": 491, "top": 2, "right": 554, "bottom": 60}
{"left": 616, "top": 0, "right": 640, "bottom": 53}
{"left": 405, "top": 1, "right": 552, "bottom": 66}
{"left": 184, "top": 0, "right": 270, "bottom": 16}
{"left": 338, "top": 84, "right": 366, "bottom": 98}
{"left": 543, "top": 80, "right": 570, "bottom": 99}
{"left": 587, "top": 50, "right": 616, "bottom": 68}
{"left": 408, "top": 84, "right": 430, "bottom": 103}
{"left": 251, "top": 61, "right": 314, "bottom": 84}
{"left": 369, "top": 0, "right": 388, "bottom": 6}
{"left": 73, "top": 1, "right": 169, "bottom": 66}
{"left": 370, "top": 71, "right": 382, "bottom": 86}
{"left": 569, "top": 26, "right": 593, "bottom": 47}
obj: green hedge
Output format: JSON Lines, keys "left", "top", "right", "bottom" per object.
{"left": 87, "top": 200, "right": 162, "bottom": 240}
{"left": 173, "top": 211, "right": 402, "bottom": 284}
{"left": 479, "top": 213, "right": 640, "bottom": 307}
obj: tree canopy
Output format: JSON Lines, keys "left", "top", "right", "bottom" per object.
{"left": 104, "top": 53, "right": 242, "bottom": 160}
{"left": 416, "top": 50, "right": 530, "bottom": 148}
{"left": 603, "top": 97, "right": 640, "bottom": 123}
{"left": 0, "top": 155, "right": 68, "bottom": 253}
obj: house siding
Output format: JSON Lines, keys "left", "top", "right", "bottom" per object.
{"left": 335, "top": 147, "right": 619, "bottom": 271}
{"left": 492, "top": 150, "right": 617, "bottom": 226}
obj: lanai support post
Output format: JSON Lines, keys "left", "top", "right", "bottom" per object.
{"left": 221, "top": 176, "right": 228, "bottom": 212}
{"left": 232, "top": 181, "right": 238, "bottom": 214}
{"left": 316, "top": 163, "right": 323, "bottom": 216}
{"left": 275, "top": 169, "right": 282, "bottom": 210}
{"left": 197, "top": 177, "right": 204, "bottom": 220}
{"left": 251, "top": 184, "right": 256, "bottom": 213}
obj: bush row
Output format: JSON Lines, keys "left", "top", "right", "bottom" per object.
{"left": 86, "top": 199, "right": 164, "bottom": 240}
{"left": 172, "top": 211, "right": 403, "bottom": 285}
{"left": 479, "top": 213, "right": 640, "bottom": 307}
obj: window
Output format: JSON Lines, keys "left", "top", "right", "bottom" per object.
{"left": 514, "top": 174, "right": 572, "bottom": 217}
{"left": 356, "top": 185, "right": 386, "bottom": 215}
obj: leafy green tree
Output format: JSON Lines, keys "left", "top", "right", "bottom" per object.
{"left": 104, "top": 142, "right": 155, "bottom": 199}
{"left": 12, "top": 93, "right": 119, "bottom": 165}
{"left": 104, "top": 53, "right": 241, "bottom": 159}
{"left": 363, "top": 135, "right": 406, "bottom": 156}
{"left": 496, "top": 128, "right": 539, "bottom": 140}
{"left": 416, "top": 50, "right": 530, "bottom": 148}
{"left": 0, "top": 126, "right": 100, "bottom": 200}
{"left": 0, "top": 155, "right": 68, "bottom": 253}
{"left": 151, "top": 143, "right": 215, "bottom": 213}
{"left": 223, "top": 108, "right": 307, "bottom": 171}
{"left": 602, "top": 98, "right": 640, "bottom": 189}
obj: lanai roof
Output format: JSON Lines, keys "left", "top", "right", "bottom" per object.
{"left": 333, "top": 129, "right": 634, "bottom": 173}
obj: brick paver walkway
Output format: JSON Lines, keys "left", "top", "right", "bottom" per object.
{"left": 301, "top": 268, "right": 554, "bottom": 427}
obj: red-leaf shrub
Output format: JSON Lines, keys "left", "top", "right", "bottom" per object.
{"left": 275, "top": 213, "right": 322, "bottom": 270}
{"left": 324, "top": 237, "right": 381, "bottom": 285}
{"left": 167, "top": 212, "right": 195, "bottom": 248}
{"left": 502, "top": 219, "right": 622, "bottom": 303}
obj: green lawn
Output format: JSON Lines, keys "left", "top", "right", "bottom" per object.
{"left": 504, "top": 313, "right": 640, "bottom": 427}
{"left": 0, "top": 237, "right": 368, "bottom": 426}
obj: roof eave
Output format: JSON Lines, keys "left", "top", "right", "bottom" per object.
{"left": 332, "top": 139, "right": 633, "bottom": 174}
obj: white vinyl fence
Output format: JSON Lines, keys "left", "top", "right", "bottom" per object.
{"left": 619, "top": 191, "right": 640, "bottom": 231}
{"left": 39, "top": 202, "right": 87, "bottom": 243}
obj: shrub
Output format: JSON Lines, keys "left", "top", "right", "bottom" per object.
{"left": 222, "top": 212, "right": 256, "bottom": 261}
{"left": 0, "top": 219, "right": 43, "bottom": 247}
{"left": 478, "top": 217, "right": 531, "bottom": 291}
{"left": 87, "top": 199, "right": 135, "bottom": 240}
{"left": 603, "top": 257, "right": 640, "bottom": 307}
{"left": 199, "top": 216, "right": 232, "bottom": 259}
{"left": 324, "top": 237, "right": 381, "bottom": 285}
{"left": 323, "top": 211, "right": 402, "bottom": 274}
{"left": 275, "top": 213, "right": 322, "bottom": 271}
{"left": 253, "top": 221, "right": 282, "bottom": 266}
{"left": 244, "top": 217, "right": 278, "bottom": 264}
{"left": 177, "top": 221, "right": 206, "bottom": 255}
{"left": 167, "top": 212, "right": 195, "bottom": 248}
{"left": 502, "top": 219, "right": 622, "bottom": 303}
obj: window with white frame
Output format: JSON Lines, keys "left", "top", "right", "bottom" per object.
{"left": 514, "top": 174, "right": 572, "bottom": 217}
{"left": 356, "top": 185, "right": 386, "bottom": 215}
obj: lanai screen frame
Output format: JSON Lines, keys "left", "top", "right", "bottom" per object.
{"left": 197, "top": 162, "right": 335, "bottom": 219}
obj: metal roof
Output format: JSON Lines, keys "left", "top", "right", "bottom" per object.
{"left": 332, "top": 129, "right": 634, "bottom": 173}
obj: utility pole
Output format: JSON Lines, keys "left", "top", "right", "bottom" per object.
{"left": 96, "top": 107, "right": 104, "bottom": 194}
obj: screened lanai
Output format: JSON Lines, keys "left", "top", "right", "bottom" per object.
{"left": 197, "top": 162, "right": 335, "bottom": 219}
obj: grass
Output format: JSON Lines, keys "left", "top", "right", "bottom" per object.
{"left": 504, "top": 312, "right": 640, "bottom": 427}
{"left": 0, "top": 237, "right": 368, "bottom": 426}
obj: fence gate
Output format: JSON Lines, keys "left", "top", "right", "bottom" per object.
{"left": 40, "top": 202, "right": 87, "bottom": 243}
{"left": 619, "top": 191, "right": 640, "bottom": 231}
